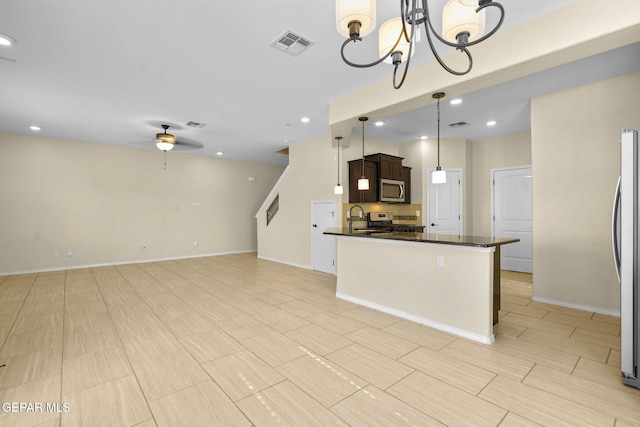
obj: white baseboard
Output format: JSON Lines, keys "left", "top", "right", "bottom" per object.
{"left": 532, "top": 296, "right": 620, "bottom": 317}
{"left": 336, "top": 292, "right": 495, "bottom": 345}
{"left": 256, "top": 255, "right": 311, "bottom": 271}
{"left": 0, "top": 250, "right": 257, "bottom": 276}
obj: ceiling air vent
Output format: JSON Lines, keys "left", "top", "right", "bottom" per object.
{"left": 185, "top": 121, "right": 206, "bottom": 128}
{"left": 271, "top": 31, "right": 314, "bottom": 56}
{"left": 449, "top": 121, "right": 470, "bottom": 128}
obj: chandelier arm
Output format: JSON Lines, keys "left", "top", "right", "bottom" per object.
{"left": 420, "top": 0, "right": 504, "bottom": 49}
{"left": 423, "top": 18, "right": 473, "bottom": 75}
{"left": 393, "top": 1, "right": 419, "bottom": 89}
{"left": 340, "top": 28, "right": 406, "bottom": 69}
{"left": 464, "top": 2, "right": 505, "bottom": 47}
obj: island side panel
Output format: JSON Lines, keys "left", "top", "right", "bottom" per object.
{"left": 335, "top": 236, "right": 495, "bottom": 343}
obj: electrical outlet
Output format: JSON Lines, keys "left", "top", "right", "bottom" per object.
{"left": 193, "top": 241, "right": 199, "bottom": 247}
{"left": 138, "top": 245, "right": 147, "bottom": 251}
{"left": 53, "top": 250, "right": 59, "bottom": 257}
{"left": 66, "top": 249, "right": 73, "bottom": 257}
{"left": 437, "top": 256, "right": 444, "bottom": 267}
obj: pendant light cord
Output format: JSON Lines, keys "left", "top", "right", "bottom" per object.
{"left": 337, "top": 141, "right": 341, "bottom": 183}
{"left": 361, "top": 119, "right": 365, "bottom": 176}
{"left": 437, "top": 96, "right": 441, "bottom": 169}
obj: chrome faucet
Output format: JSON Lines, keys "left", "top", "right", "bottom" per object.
{"left": 348, "top": 204, "right": 365, "bottom": 234}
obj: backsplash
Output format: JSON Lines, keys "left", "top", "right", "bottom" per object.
{"left": 342, "top": 203, "right": 422, "bottom": 227}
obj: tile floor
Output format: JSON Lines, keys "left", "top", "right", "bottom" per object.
{"left": 0, "top": 253, "right": 638, "bottom": 426}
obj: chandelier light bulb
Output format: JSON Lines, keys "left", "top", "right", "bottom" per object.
{"left": 442, "top": 0, "right": 486, "bottom": 44}
{"left": 335, "top": 0, "right": 377, "bottom": 38}
{"left": 379, "top": 18, "right": 412, "bottom": 64}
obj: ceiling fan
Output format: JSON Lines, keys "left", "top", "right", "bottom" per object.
{"left": 152, "top": 124, "right": 204, "bottom": 151}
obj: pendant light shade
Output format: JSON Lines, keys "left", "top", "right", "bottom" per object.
{"left": 358, "top": 117, "right": 369, "bottom": 191}
{"left": 357, "top": 178, "right": 370, "bottom": 191}
{"left": 334, "top": 184, "right": 344, "bottom": 195}
{"left": 442, "top": 0, "right": 486, "bottom": 44}
{"left": 432, "top": 169, "right": 447, "bottom": 184}
{"left": 336, "top": 0, "right": 377, "bottom": 38}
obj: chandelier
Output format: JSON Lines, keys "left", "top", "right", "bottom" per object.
{"left": 336, "top": 0, "right": 505, "bottom": 89}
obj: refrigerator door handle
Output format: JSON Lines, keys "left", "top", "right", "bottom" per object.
{"left": 613, "top": 176, "right": 622, "bottom": 283}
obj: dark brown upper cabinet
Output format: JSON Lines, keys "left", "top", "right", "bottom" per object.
{"left": 365, "top": 153, "right": 404, "bottom": 180}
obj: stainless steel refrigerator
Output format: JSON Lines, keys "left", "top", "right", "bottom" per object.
{"left": 613, "top": 128, "right": 640, "bottom": 389}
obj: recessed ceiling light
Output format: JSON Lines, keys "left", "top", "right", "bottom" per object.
{"left": 419, "top": 135, "right": 428, "bottom": 140}
{"left": 29, "top": 125, "right": 41, "bottom": 131}
{"left": 374, "top": 121, "right": 384, "bottom": 126}
{"left": 450, "top": 98, "right": 462, "bottom": 105}
{"left": 216, "top": 151, "right": 224, "bottom": 156}
{"left": 0, "top": 33, "right": 16, "bottom": 47}
{"left": 486, "top": 120, "right": 497, "bottom": 126}
{"left": 300, "top": 117, "right": 310, "bottom": 123}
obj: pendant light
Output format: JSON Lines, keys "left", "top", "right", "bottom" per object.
{"left": 357, "top": 117, "right": 369, "bottom": 191}
{"left": 334, "top": 136, "right": 344, "bottom": 195}
{"left": 432, "top": 92, "right": 447, "bottom": 184}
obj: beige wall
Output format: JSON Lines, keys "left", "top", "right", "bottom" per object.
{"left": 419, "top": 138, "right": 473, "bottom": 234}
{"left": 256, "top": 133, "right": 338, "bottom": 268}
{"left": 531, "top": 72, "right": 640, "bottom": 313}
{"left": 472, "top": 132, "right": 532, "bottom": 236}
{"left": 0, "top": 132, "right": 284, "bottom": 274}
{"left": 256, "top": 132, "right": 403, "bottom": 268}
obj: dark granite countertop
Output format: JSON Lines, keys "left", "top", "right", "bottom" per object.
{"left": 323, "top": 227, "right": 519, "bottom": 248}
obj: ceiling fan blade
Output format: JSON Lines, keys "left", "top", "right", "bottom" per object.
{"left": 174, "top": 138, "right": 204, "bottom": 150}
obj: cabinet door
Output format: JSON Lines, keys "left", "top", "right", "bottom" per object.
{"left": 402, "top": 166, "right": 411, "bottom": 204}
{"left": 374, "top": 155, "right": 403, "bottom": 180}
{"left": 389, "top": 158, "right": 403, "bottom": 180}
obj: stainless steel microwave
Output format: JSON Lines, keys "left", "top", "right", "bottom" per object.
{"left": 379, "top": 179, "right": 405, "bottom": 202}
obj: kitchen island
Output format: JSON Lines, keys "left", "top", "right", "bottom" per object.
{"left": 323, "top": 228, "right": 519, "bottom": 344}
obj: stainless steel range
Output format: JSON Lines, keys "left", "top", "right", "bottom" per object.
{"left": 367, "top": 212, "right": 425, "bottom": 233}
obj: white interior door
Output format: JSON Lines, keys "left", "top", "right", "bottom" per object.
{"left": 493, "top": 166, "right": 533, "bottom": 273}
{"left": 311, "top": 201, "right": 336, "bottom": 274}
{"left": 428, "top": 169, "right": 462, "bottom": 235}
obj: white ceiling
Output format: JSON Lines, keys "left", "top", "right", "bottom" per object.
{"left": 3, "top": 0, "right": 633, "bottom": 166}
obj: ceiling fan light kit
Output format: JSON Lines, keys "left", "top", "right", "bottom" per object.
{"left": 155, "top": 124, "right": 175, "bottom": 151}
{"left": 336, "top": 0, "right": 505, "bottom": 89}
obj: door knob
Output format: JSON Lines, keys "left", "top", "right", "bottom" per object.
{"left": 313, "top": 224, "right": 318, "bottom": 228}
{"left": 431, "top": 223, "right": 437, "bottom": 226}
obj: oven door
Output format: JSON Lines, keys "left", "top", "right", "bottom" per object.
{"left": 379, "top": 179, "right": 405, "bottom": 202}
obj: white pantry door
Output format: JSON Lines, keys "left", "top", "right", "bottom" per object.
{"left": 493, "top": 166, "right": 533, "bottom": 273}
{"left": 311, "top": 200, "right": 336, "bottom": 275}
{"left": 428, "top": 169, "right": 462, "bottom": 235}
